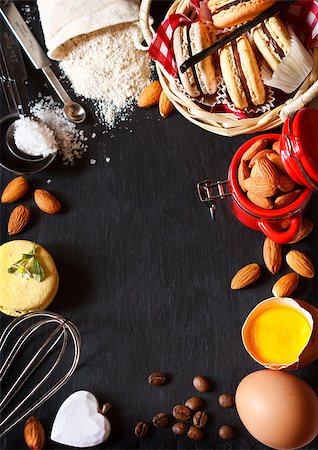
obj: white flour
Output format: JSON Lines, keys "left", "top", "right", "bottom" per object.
{"left": 59, "top": 22, "right": 151, "bottom": 128}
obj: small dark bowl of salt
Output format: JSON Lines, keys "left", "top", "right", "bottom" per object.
{"left": 0, "top": 114, "right": 57, "bottom": 175}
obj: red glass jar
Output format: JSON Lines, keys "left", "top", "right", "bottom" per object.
{"left": 198, "top": 108, "right": 318, "bottom": 244}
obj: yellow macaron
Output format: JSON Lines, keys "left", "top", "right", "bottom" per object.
{"left": 0, "top": 240, "right": 59, "bottom": 316}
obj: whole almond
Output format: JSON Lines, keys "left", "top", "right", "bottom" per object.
{"left": 272, "top": 272, "right": 299, "bottom": 298}
{"left": 1, "top": 176, "right": 29, "bottom": 203}
{"left": 24, "top": 416, "right": 45, "bottom": 450}
{"left": 231, "top": 263, "right": 261, "bottom": 290}
{"left": 263, "top": 237, "right": 282, "bottom": 274}
{"left": 8, "top": 205, "right": 31, "bottom": 235}
{"left": 267, "top": 152, "right": 287, "bottom": 174}
{"left": 238, "top": 160, "right": 250, "bottom": 192}
{"left": 278, "top": 174, "right": 296, "bottom": 192}
{"left": 288, "top": 218, "right": 314, "bottom": 244}
{"left": 247, "top": 191, "right": 273, "bottom": 209}
{"left": 159, "top": 90, "right": 174, "bottom": 118}
{"left": 286, "top": 250, "right": 314, "bottom": 278}
{"left": 272, "top": 141, "right": 280, "bottom": 154}
{"left": 249, "top": 149, "right": 275, "bottom": 168}
{"left": 274, "top": 190, "right": 300, "bottom": 208}
{"left": 241, "top": 138, "right": 267, "bottom": 161}
{"left": 138, "top": 81, "right": 162, "bottom": 108}
{"left": 34, "top": 189, "right": 61, "bottom": 214}
{"left": 250, "top": 164, "right": 259, "bottom": 177}
{"left": 255, "top": 157, "right": 279, "bottom": 187}
{"left": 242, "top": 177, "right": 276, "bottom": 197}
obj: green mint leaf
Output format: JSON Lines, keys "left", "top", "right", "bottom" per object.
{"left": 32, "top": 256, "right": 45, "bottom": 282}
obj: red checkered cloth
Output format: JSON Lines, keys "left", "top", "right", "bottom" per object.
{"left": 148, "top": 0, "right": 318, "bottom": 77}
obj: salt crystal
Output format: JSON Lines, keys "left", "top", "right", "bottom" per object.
{"left": 91, "top": 133, "right": 96, "bottom": 138}
{"left": 47, "top": 179, "right": 52, "bottom": 184}
{"left": 90, "top": 159, "right": 96, "bottom": 165}
{"left": 105, "top": 157, "right": 111, "bottom": 163}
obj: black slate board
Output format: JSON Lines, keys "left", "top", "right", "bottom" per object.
{"left": 1, "top": 2, "right": 318, "bottom": 449}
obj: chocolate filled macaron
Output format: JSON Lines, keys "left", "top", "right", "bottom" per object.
{"left": 173, "top": 21, "right": 217, "bottom": 98}
{"left": 252, "top": 16, "right": 291, "bottom": 72}
{"left": 208, "top": 0, "right": 277, "bottom": 29}
{"left": 219, "top": 35, "right": 266, "bottom": 109}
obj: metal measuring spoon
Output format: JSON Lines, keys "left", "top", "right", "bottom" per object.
{"left": 1, "top": 2, "right": 86, "bottom": 124}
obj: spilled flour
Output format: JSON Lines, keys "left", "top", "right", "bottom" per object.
{"left": 59, "top": 22, "right": 152, "bottom": 128}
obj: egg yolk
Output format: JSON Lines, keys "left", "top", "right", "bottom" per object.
{"left": 249, "top": 307, "right": 312, "bottom": 365}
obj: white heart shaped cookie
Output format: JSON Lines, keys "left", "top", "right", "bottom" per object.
{"left": 51, "top": 391, "right": 111, "bottom": 447}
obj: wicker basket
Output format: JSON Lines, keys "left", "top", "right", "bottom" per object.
{"left": 140, "top": 0, "right": 318, "bottom": 136}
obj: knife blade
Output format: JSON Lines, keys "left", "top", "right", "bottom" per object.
{"left": 0, "top": 19, "right": 29, "bottom": 113}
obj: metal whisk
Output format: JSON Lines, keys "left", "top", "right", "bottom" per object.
{"left": 0, "top": 311, "right": 81, "bottom": 437}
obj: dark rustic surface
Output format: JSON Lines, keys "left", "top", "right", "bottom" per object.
{"left": 1, "top": 2, "right": 318, "bottom": 449}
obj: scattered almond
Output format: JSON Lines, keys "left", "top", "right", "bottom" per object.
{"left": 263, "top": 237, "right": 282, "bottom": 274}
{"left": 1, "top": 176, "right": 29, "bottom": 203}
{"left": 242, "top": 177, "right": 277, "bottom": 197}
{"left": 274, "top": 190, "right": 300, "bottom": 208}
{"left": 231, "top": 263, "right": 261, "bottom": 290}
{"left": 24, "top": 416, "right": 45, "bottom": 450}
{"left": 138, "top": 81, "right": 162, "bottom": 108}
{"left": 159, "top": 90, "right": 174, "bottom": 118}
{"left": 278, "top": 174, "right": 296, "bottom": 192}
{"left": 267, "top": 152, "right": 287, "bottom": 174}
{"left": 288, "top": 218, "right": 314, "bottom": 244}
{"left": 238, "top": 160, "right": 250, "bottom": 192}
{"left": 247, "top": 192, "right": 273, "bottom": 209}
{"left": 8, "top": 205, "right": 31, "bottom": 235}
{"left": 272, "top": 141, "right": 280, "bottom": 154}
{"left": 241, "top": 138, "right": 267, "bottom": 161}
{"left": 255, "top": 157, "right": 279, "bottom": 187}
{"left": 272, "top": 273, "right": 299, "bottom": 298}
{"left": 248, "top": 149, "right": 275, "bottom": 168}
{"left": 34, "top": 189, "right": 61, "bottom": 214}
{"left": 286, "top": 250, "right": 314, "bottom": 278}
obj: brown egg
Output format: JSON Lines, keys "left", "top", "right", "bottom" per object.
{"left": 236, "top": 370, "right": 318, "bottom": 450}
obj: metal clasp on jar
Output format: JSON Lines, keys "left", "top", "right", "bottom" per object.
{"left": 197, "top": 179, "right": 231, "bottom": 220}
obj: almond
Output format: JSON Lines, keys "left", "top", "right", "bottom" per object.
{"left": 24, "top": 416, "right": 45, "bottom": 450}
{"left": 255, "top": 157, "right": 279, "bottom": 187}
{"left": 8, "top": 205, "right": 31, "bottom": 235}
{"left": 288, "top": 218, "right": 314, "bottom": 244}
{"left": 159, "top": 90, "right": 174, "bottom": 118}
{"left": 250, "top": 164, "right": 259, "bottom": 177}
{"left": 241, "top": 138, "right": 267, "bottom": 161}
{"left": 272, "top": 272, "right": 299, "bottom": 297}
{"left": 272, "top": 141, "right": 280, "bottom": 154}
{"left": 242, "top": 177, "right": 277, "bottom": 197}
{"left": 267, "top": 152, "right": 287, "bottom": 174}
{"left": 34, "top": 189, "right": 61, "bottom": 214}
{"left": 247, "top": 192, "right": 273, "bottom": 209}
{"left": 263, "top": 237, "right": 282, "bottom": 274}
{"left": 286, "top": 250, "right": 314, "bottom": 278}
{"left": 274, "top": 190, "right": 300, "bottom": 208}
{"left": 238, "top": 160, "right": 250, "bottom": 192}
{"left": 231, "top": 263, "right": 261, "bottom": 290}
{"left": 138, "top": 81, "right": 162, "bottom": 108}
{"left": 1, "top": 176, "right": 29, "bottom": 203}
{"left": 248, "top": 149, "right": 275, "bottom": 168}
{"left": 278, "top": 174, "right": 296, "bottom": 192}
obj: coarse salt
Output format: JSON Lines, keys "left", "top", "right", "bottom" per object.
{"left": 30, "top": 96, "right": 88, "bottom": 165}
{"left": 14, "top": 117, "right": 58, "bottom": 158}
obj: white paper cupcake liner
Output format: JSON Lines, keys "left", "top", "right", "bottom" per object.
{"left": 261, "top": 27, "right": 313, "bottom": 94}
{"left": 174, "top": 75, "right": 224, "bottom": 108}
{"left": 219, "top": 77, "right": 275, "bottom": 114}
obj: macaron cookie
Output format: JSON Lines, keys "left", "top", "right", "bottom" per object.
{"left": 208, "top": 0, "right": 277, "bottom": 29}
{"left": 173, "top": 21, "right": 217, "bottom": 98}
{"left": 0, "top": 240, "right": 59, "bottom": 316}
{"left": 252, "top": 16, "right": 291, "bottom": 71}
{"left": 219, "top": 35, "right": 266, "bottom": 109}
